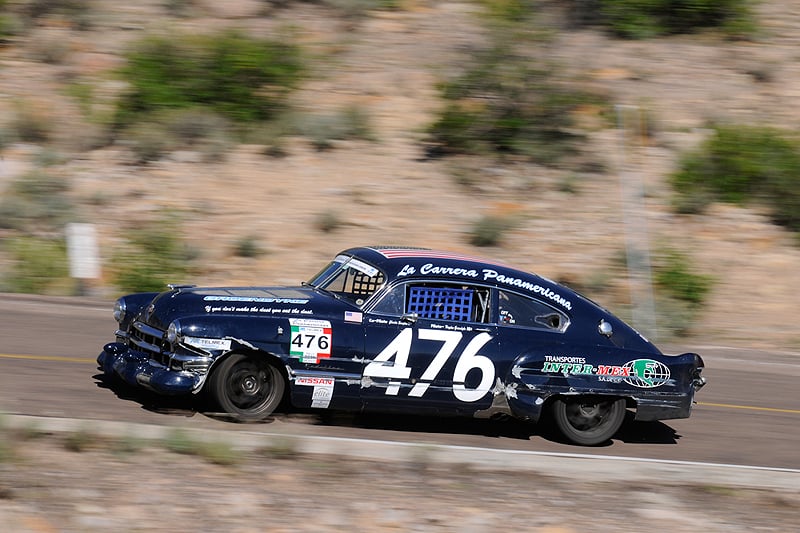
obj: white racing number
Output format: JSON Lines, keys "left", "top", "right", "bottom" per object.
{"left": 363, "top": 328, "right": 495, "bottom": 402}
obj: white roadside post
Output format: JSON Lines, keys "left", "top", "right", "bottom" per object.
{"left": 66, "top": 223, "right": 101, "bottom": 296}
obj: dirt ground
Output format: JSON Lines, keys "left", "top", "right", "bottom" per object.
{"left": 1, "top": 428, "right": 798, "bottom": 533}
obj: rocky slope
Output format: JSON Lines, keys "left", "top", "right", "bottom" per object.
{"left": 0, "top": 0, "right": 798, "bottom": 350}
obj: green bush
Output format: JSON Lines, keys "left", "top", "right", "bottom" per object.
{"left": 567, "top": 0, "right": 756, "bottom": 39}
{"left": 12, "top": 99, "right": 51, "bottom": 143}
{"left": 671, "top": 125, "right": 800, "bottom": 233}
{"left": 16, "top": 0, "right": 92, "bottom": 30}
{"left": 120, "top": 109, "right": 232, "bottom": 163}
{"left": 116, "top": 30, "right": 303, "bottom": 128}
{"left": 425, "top": 46, "right": 596, "bottom": 164}
{"left": 111, "top": 220, "right": 194, "bottom": 293}
{"left": 1, "top": 236, "right": 71, "bottom": 294}
{"left": 301, "top": 105, "right": 374, "bottom": 151}
{"left": 164, "top": 429, "right": 239, "bottom": 466}
{"left": 233, "top": 235, "right": 264, "bottom": 258}
{"left": 654, "top": 249, "right": 713, "bottom": 309}
{"left": 124, "top": 121, "right": 171, "bottom": 163}
{"left": 63, "top": 427, "right": 98, "bottom": 453}
{"left": 0, "top": 170, "right": 74, "bottom": 231}
{"left": 0, "top": 11, "right": 17, "bottom": 41}
{"left": 468, "top": 215, "right": 516, "bottom": 247}
{"left": 314, "top": 210, "right": 341, "bottom": 233}
{"left": 480, "top": 0, "right": 537, "bottom": 25}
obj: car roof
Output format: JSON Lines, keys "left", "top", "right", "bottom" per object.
{"left": 341, "top": 246, "right": 576, "bottom": 312}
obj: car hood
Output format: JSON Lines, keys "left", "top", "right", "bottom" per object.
{"left": 139, "top": 286, "right": 346, "bottom": 330}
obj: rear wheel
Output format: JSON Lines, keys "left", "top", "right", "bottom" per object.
{"left": 551, "top": 396, "right": 626, "bottom": 446}
{"left": 209, "top": 353, "right": 285, "bottom": 421}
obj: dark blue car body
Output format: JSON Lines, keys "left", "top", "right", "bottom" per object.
{"left": 98, "top": 246, "right": 705, "bottom": 445}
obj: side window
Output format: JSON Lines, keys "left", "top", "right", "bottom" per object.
{"left": 369, "top": 284, "right": 405, "bottom": 316}
{"left": 407, "top": 286, "right": 474, "bottom": 321}
{"left": 369, "top": 283, "right": 491, "bottom": 323}
{"left": 498, "top": 290, "right": 569, "bottom": 331}
{"left": 407, "top": 283, "right": 490, "bottom": 323}
{"left": 324, "top": 267, "right": 385, "bottom": 305}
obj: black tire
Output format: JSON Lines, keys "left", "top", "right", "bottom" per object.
{"left": 208, "top": 353, "right": 285, "bottom": 421}
{"left": 551, "top": 396, "right": 626, "bottom": 446}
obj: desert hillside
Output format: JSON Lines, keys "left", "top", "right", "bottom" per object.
{"left": 0, "top": 0, "right": 798, "bottom": 351}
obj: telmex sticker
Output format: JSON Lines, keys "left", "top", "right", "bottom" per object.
{"left": 183, "top": 337, "right": 232, "bottom": 351}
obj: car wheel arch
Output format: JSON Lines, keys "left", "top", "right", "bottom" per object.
{"left": 547, "top": 393, "right": 629, "bottom": 446}
{"left": 205, "top": 349, "right": 289, "bottom": 420}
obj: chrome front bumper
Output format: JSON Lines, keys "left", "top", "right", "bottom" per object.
{"left": 97, "top": 342, "right": 203, "bottom": 395}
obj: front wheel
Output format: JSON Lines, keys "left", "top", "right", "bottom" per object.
{"left": 208, "top": 353, "right": 285, "bottom": 421}
{"left": 551, "top": 396, "right": 626, "bottom": 446}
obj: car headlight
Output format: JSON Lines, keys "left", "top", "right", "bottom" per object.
{"left": 167, "top": 320, "right": 182, "bottom": 345}
{"left": 113, "top": 299, "right": 126, "bottom": 323}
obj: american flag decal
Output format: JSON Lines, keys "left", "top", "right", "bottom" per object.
{"left": 344, "top": 311, "right": 362, "bottom": 323}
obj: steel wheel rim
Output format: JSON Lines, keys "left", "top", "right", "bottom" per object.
{"left": 564, "top": 399, "right": 614, "bottom": 431}
{"left": 226, "top": 361, "right": 273, "bottom": 411}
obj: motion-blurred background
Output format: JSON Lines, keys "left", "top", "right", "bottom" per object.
{"left": 0, "top": 0, "right": 798, "bottom": 350}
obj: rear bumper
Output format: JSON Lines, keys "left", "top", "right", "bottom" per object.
{"left": 633, "top": 392, "right": 695, "bottom": 421}
{"left": 97, "top": 342, "right": 202, "bottom": 395}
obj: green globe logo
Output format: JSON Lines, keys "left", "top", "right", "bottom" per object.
{"left": 622, "top": 359, "right": 671, "bottom": 388}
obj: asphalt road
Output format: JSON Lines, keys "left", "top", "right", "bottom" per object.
{"left": 1, "top": 294, "right": 798, "bottom": 471}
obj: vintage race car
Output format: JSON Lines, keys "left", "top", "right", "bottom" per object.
{"left": 98, "top": 246, "right": 706, "bottom": 445}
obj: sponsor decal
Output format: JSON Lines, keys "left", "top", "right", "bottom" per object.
{"left": 482, "top": 270, "right": 573, "bottom": 310}
{"left": 203, "top": 296, "right": 309, "bottom": 304}
{"left": 344, "top": 311, "right": 363, "bottom": 323}
{"left": 289, "top": 319, "right": 332, "bottom": 364}
{"left": 395, "top": 263, "right": 572, "bottom": 310}
{"left": 622, "top": 359, "right": 671, "bottom": 389}
{"left": 334, "top": 255, "right": 380, "bottom": 277}
{"left": 541, "top": 356, "right": 671, "bottom": 388}
{"left": 205, "top": 305, "right": 313, "bottom": 316}
{"left": 364, "top": 328, "right": 495, "bottom": 402}
{"left": 296, "top": 376, "right": 335, "bottom": 408}
{"left": 183, "top": 337, "right": 231, "bottom": 351}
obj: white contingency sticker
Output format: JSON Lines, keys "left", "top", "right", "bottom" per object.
{"left": 289, "top": 318, "right": 332, "bottom": 364}
{"left": 296, "top": 376, "right": 335, "bottom": 408}
{"left": 183, "top": 337, "right": 232, "bottom": 351}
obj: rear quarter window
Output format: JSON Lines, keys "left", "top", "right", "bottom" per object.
{"left": 498, "top": 290, "right": 569, "bottom": 331}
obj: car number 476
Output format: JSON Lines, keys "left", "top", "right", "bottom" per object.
{"left": 363, "top": 328, "right": 495, "bottom": 402}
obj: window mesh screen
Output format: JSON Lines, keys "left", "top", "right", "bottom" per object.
{"left": 407, "top": 287, "right": 474, "bottom": 321}
{"left": 350, "top": 270, "right": 384, "bottom": 296}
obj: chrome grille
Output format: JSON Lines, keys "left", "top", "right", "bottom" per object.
{"left": 129, "top": 321, "right": 170, "bottom": 366}
{"left": 126, "top": 321, "right": 212, "bottom": 373}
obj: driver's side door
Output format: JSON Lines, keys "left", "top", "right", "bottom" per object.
{"left": 361, "top": 281, "right": 499, "bottom": 416}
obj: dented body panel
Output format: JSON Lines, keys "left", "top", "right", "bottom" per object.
{"left": 98, "top": 246, "right": 705, "bottom": 444}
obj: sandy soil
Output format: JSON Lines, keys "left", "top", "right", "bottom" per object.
{"left": 1, "top": 428, "right": 799, "bottom": 533}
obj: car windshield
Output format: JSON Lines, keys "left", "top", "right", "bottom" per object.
{"left": 307, "top": 254, "right": 386, "bottom": 307}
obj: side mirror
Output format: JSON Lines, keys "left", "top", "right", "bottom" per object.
{"left": 401, "top": 313, "right": 419, "bottom": 324}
